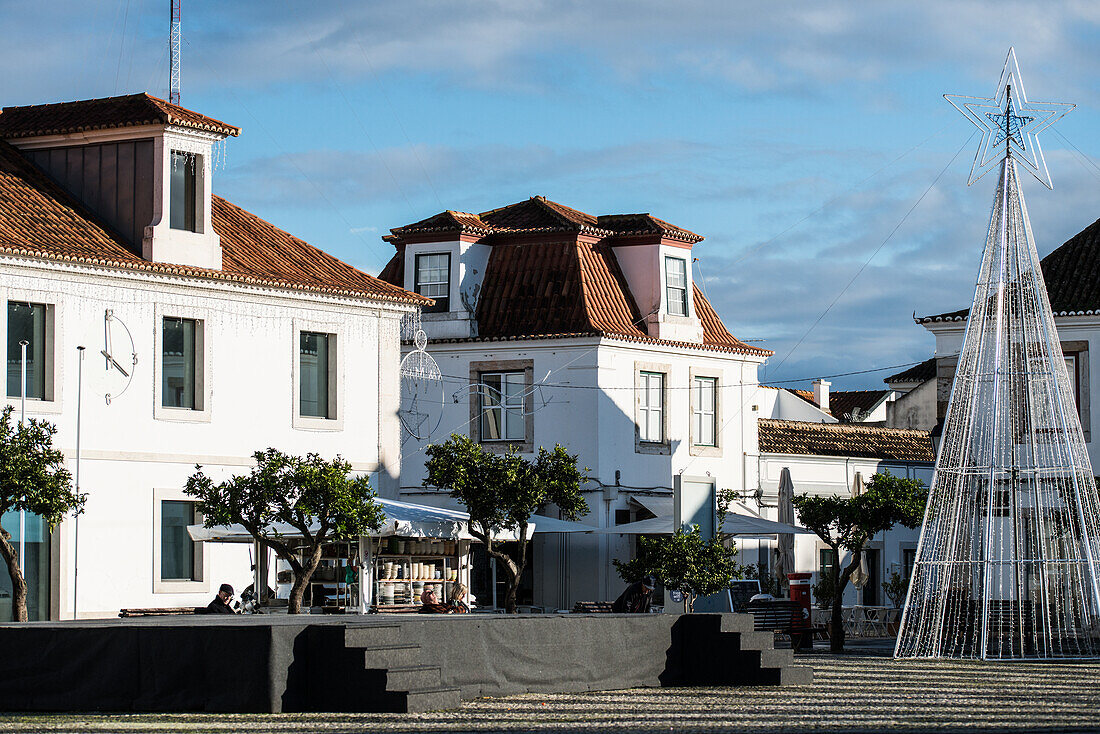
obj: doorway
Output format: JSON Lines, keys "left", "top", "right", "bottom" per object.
{"left": 863, "top": 548, "right": 881, "bottom": 606}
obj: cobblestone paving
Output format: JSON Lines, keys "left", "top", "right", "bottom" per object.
{"left": 3, "top": 650, "right": 1099, "bottom": 733}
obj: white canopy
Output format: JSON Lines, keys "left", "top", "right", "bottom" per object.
{"left": 187, "top": 497, "right": 542, "bottom": 544}
{"left": 527, "top": 515, "right": 594, "bottom": 533}
{"left": 590, "top": 512, "right": 814, "bottom": 536}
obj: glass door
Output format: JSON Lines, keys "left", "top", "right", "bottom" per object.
{"left": 0, "top": 510, "right": 51, "bottom": 621}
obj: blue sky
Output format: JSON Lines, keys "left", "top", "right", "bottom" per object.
{"left": 5, "top": 1, "right": 1100, "bottom": 389}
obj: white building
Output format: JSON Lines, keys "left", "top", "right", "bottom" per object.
{"left": 910, "top": 216, "right": 1100, "bottom": 468}
{"left": 376, "top": 197, "right": 773, "bottom": 609}
{"left": 0, "top": 93, "right": 426, "bottom": 620}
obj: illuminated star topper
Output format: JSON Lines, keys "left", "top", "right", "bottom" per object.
{"left": 945, "top": 47, "right": 1074, "bottom": 189}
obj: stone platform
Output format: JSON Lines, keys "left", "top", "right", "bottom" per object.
{"left": 0, "top": 613, "right": 811, "bottom": 713}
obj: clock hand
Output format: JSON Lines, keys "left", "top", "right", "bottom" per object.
{"left": 100, "top": 350, "right": 131, "bottom": 378}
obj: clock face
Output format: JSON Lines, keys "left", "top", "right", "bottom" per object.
{"left": 92, "top": 309, "right": 138, "bottom": 404}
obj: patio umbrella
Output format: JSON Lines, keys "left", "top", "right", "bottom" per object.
{"left": 776, "top": 467, "right": 796, "bottom": 595}
{"left": 849, "top": 472, "right": 870, "bottom": 590}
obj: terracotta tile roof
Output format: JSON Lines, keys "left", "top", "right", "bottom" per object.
{"left": 384, "top": 210, "right": 492, "bottom": 241}
{"left": 829, "top": 389, "right": 891, "bottom": 422}
{"left": 597, "top": 213, "right": 703, "bottom": 243}
{"left": 479, "top": 196, "right": 606, "bottom": 234}
{"left": 885, "top": 357, "right": 937, "bottom": 384}
{"left": 758, "top": 419, "right": 935, "bottom": 461}
{"left": 0, "top": 93, "right": 240, "bottom": 140}
{"left": 920, "top": 217, "right": 1100, "bottom": 323}
{"left": 0, "top": 140, "right": 425, "bottom": 305}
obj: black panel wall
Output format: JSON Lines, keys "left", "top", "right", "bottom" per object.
{"left": 27, "top": 140, "right": 156, "bottom": 255}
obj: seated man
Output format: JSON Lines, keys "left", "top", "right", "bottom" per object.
{"left": 611, "top": 574, "right": 656, "bottom": 613}
{"left": 198, "top": 584, "right": 236, "bottom": 614}
{"left": 418, "top": 587, "right": 449, "bottom": 614}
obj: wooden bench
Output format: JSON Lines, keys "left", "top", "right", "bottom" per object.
{"left": 746, "top": 600, "right": 816, "bottom": 649}
{"left": 119, "top": 607, "right": 197, "bottom": 618}
{"left": 572, "top": 601, "right": 614, "bottom": 613}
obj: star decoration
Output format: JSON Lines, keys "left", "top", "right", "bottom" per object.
{"left": 944, "top": 47, "right": 1074, "bottom": 189}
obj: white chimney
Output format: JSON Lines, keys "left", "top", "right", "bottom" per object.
{"left": 813, "top": 379, "right": 831, "bottom": 413}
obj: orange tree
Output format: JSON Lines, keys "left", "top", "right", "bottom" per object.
{"left": 424, "top": 434, "right": 588, "bottom": 613}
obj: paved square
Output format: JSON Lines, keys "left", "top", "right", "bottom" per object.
{"left": 2, "top": 649, "right": 1098, "bottom": 733}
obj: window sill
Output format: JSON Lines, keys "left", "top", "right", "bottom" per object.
{"left": 154, "top": 404, "right": 212, "bottom": 423}
{"left": 689, "top": 444, "right": 722, "bottom": 458}
{"left": 478, "top": 440, "right": 533, "bottom": 454}
{"left": 4, "top": 397, "right": 62, "bottom": 416}
{"left": 153, "top": 579, "right": 207, "bottom": 594}
{"left": 293, "top": 414, "right": 344, "bottom": 432}
{"left": 635, "top": 440, "right": 671, "bottom": 456}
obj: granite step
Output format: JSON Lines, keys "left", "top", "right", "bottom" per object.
{"left": 373, "top": 665, "right": 443, "bottom": 692}
{"left": 345, "top": 625, "right": 404, "bottom": 648}
{"left": 401, "top": 686, "right": 463, "bottom": 713}
{"left": 360, "top": 643, "right": 421, "bottom": 668}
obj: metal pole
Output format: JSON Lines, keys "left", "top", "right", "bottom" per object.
{"left": 74, "top": 346, "right": 85, "bottom": 620}
{"left": 18, "top": 340, "right": 28, "bottom": 577}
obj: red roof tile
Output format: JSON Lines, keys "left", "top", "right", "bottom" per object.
{"left": 597, "top": 213, "right": 703, "bottom": 243}
{"left": 0, "top": 93, "right": 240, "bottom": 139}
{"left": 384, "top": 210, "right": 491, "bottom": 241}
{"left": 479, "top": 196, "right": 606, "bottom": 235}
{"left": 758, "top": 419, "right": 934, "bottom": 461}
{"left": 0, "top": 140, "right": 425, "bottom": 305}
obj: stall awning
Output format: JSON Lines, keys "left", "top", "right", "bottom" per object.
{"left": 188, "top": 497, "right": 541, "bottom": 543}
{"left": 528, "top": 515, "right": 594, "bottom": 533}
{"left": 590, "top": 512, "right": 814, "bottom": 536}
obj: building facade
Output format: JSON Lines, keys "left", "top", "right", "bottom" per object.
{"left": 0, "top": 94, "right": 425, "bottom": 619}
{"left": 377, "top": 197, "right": 772, "bottom": 609}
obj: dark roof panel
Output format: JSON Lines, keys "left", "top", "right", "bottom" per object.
{"left": 885, "top": 357, "right": 937, "bottom": 384}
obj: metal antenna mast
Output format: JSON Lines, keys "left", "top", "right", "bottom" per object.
{"left": 169, "top": 0, "right": 181, "bottom": 105}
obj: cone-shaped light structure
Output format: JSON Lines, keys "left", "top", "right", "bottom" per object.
{"left": 896, "top": 51, "right": 1100, "bottom": 659}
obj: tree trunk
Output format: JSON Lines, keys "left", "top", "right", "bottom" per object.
{"left": 486, "top": 546, "right": 521, "bottom": 613}
{"left": 0, "top": 532, "right": 27, "bottom": 622}
{"left": 829, "top": 548, "right": 862, "bottom": 653}
{"left": 287, "top": 544, "right": 323, "bottom": 615}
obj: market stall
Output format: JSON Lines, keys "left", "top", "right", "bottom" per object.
{"left": 187, "top": 497, "right": 536, "bottom": 613}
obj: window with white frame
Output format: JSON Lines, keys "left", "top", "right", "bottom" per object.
{"left": 162, "top": 317, "right": 202, "bottom": 410}
{"left": 161, "top": 499, "right": 198, "bottom": 581}
{"left": 638, "top": 371, "right": 664, "bottom": 442}
{"left": 300, "top": 331, "right": 336, "bottom": 419}
{"left": 170, "top": 151, "right": 199, "bottom": 232}
{"left": 692, "top": 376, "right": 717, "bottom": 446}
{"left": 6, "top": 301, "right": 48, "bottom": 400}
{"left": 480, "top": 371, "right": 525, "bottom": 441}
{"left": 665, "top": 256, "right": 688, "bottom": 317}
{"left": 416, "top": 253, "right": 450, "bottom": 313}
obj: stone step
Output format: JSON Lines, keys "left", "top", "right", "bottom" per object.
{"left": 401, "top": 686, "right": 463, "bottom": 713}
{"left": 361, "top": 644, "right": 421, "bottom": 668}
{"left": 374, "top": 665, "right": 443, "bottom": 692}
{"left": 739, "top": 647, "right": 794, "bottom": 669}
{"left": 345, "top": 625, "right": 404, "bottom": 648}
{"left": 718, "top": 631, "right": 774, "bottom": 651}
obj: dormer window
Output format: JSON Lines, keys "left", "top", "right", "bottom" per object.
{"left": 416, "top": 253, "right": 450, "bottom": 313}
{"left": 170, "top": 151, "right": 198, "bottom": 232}
{"left": 665, "top": 256, "right": 688, "bottom": 316}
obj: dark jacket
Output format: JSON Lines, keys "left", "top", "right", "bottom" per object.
{"left": 204, "top": 596, "right": 235, "bottom": 614}
{"left": 611, "top": 581, "right": 653, "bottom": 613}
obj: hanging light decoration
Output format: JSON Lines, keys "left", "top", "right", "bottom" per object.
{"left": 895, "top": 49, "right": 1099, "bottom": 659}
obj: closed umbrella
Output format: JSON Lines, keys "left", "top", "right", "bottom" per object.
{"left": 849, "top": 472, "right": 870, "bottom": 590}
{"left": 776, "top": 467, "right": 796, "bottom": 595}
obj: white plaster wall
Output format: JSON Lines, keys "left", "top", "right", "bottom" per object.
{"left": 1, "top": 257, "right": 409, "bottom": 618}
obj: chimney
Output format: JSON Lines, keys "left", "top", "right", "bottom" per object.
{"left": 813, "top": 379, "right": 831, "bottom": 413}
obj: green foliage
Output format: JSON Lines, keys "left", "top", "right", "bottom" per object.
{"left": 423, "top": 434, "right": 589, "bottom": 612}
{"left": 812, "top": 572, "right": 837, "bottom": 609}
{"left": 792, "top": 471, "right": 926, "bottom": 556}
{"left": 882, "top": 570, "right": 910, "bottom": 608}
{"left": 792, "top": 470, "right": 926, "bottom": 650}
{"left": 615, "top": 525, "right": 740, "bottom": 612}
{"left": 185, "top": 448, "right": 385, "bottom": 613}
{"left": 0, "top": 405, "right": 85, "bottom": 622}
{"left": 0, "top": 406, "right": 83, "bottom": 525}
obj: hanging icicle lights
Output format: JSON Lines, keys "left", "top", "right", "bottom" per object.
{"left": 895, "top": 50, "right": 1100, "bottom": 660}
